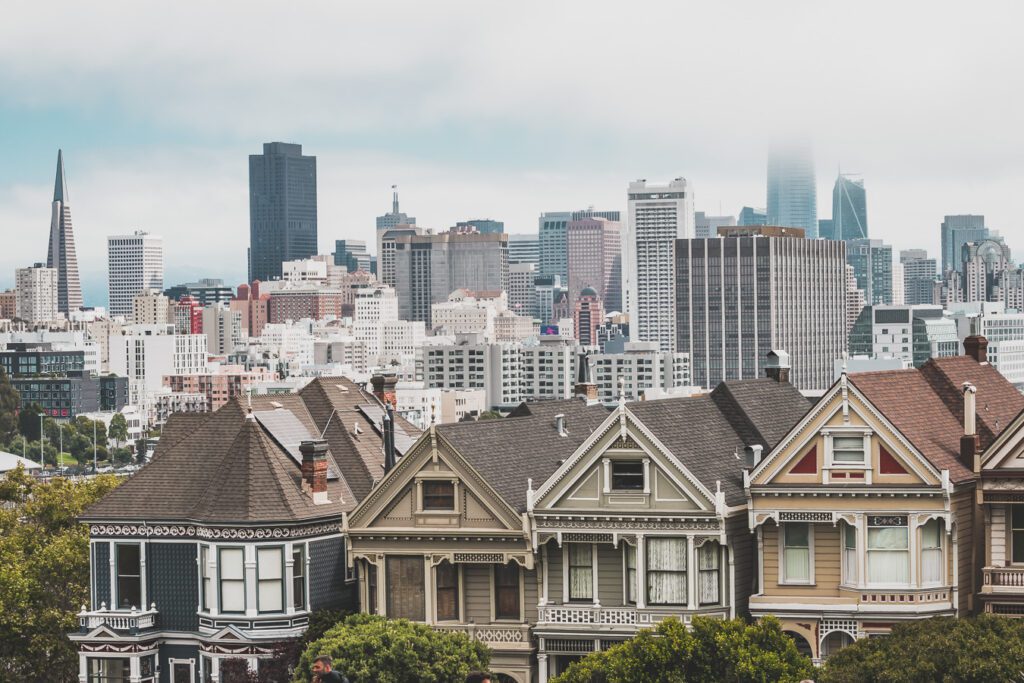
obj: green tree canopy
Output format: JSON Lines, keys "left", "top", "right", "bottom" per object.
{"left": 0, "top": 466, "right": 122, "bottom": 682}
{"left": 109, "top": 412, "right": 128, "bottom": 447}
{"left": 293, "top": 613, "right": 490, "bottom": 683}
{"left": 17, "top": 401, "right": 44, "bottom": 442}
{"left": 551, "top": 616, "right": 814, "bottom": 683}
{"left": 0, "top": 368, "right": 19, "bottom": 441}
{"left": 819, "top": 615, "right": 1024, "bottom": 683}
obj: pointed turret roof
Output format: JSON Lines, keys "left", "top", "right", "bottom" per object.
{"left": 54, "top": 149, "right": 68, "bottom": 203}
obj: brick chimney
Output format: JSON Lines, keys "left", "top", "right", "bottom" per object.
{"left": 960, "top": 382, "right": 980, "bottom": 472}
{"left": 764, "top": 350, "right": 791, "bottom": 383}
{"left": 299, "top": 439, "right": 329, "bottom": 505}
{"left": 964, "top": 335, "right": 988, "bottom": 364}
{"left": 370, "top": 373, "right": 398, "bottom": 406}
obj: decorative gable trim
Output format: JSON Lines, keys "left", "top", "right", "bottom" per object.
{"left": 531, "top": 406, "right": 717, "bottom": 512}
{"left": 981, "top": 409, "right": 1024, "bottom": 471}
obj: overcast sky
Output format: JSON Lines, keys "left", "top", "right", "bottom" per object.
{"left": 1, "top": 1, "right": 1021, "bottom": 305}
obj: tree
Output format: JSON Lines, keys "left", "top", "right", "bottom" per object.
{"left": 293, "top": 613, "right": 490, "bottom": 683}
{"left": 0, "top": 466, "right": 122, "bottom": 682}
{"left": 819, "top": 615, "right": 1024, "bottom": 683}
{"left": 551, "top": 616, "right": 814, "bottom": 683}
{"left": 109, "top": 412, "right": 128, "bottom": 449}
{"left": 0, "top": 368, "right": 19, "bottom": 442}
{"left": 477, "top": 411, "right": 502, "bottom": 420}
{"left": 17, "top": 401, "right": 44, "bottom": 442}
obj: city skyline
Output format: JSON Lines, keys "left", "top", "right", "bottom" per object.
{"left": 1, "top": 3, "right": 1021, "bottom": 304}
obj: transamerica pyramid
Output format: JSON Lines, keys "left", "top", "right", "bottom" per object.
{"left": 47, "top": 149, "right": 83, "bottom": 314}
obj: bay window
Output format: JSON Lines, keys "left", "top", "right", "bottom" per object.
{"left": 494, "top": 562, "right": 520, "bottom": 620}
{"left": 568, "top": 544, "right": 594, "bottom": 601}
{"left": 698, "top": 542, "right": 720, "bottom": 605}
{"left": 625, "top": 544, "right": 637, "bottom": 604}
{"left": 436, "top": 561, "right": 459, "bottom": 621}
{"left": 647, "top": 537, "right": 687, "bottom": 605}
{"left": 292, "top": 545, "right": 306, "bottom": 610}
{"left": 257, "top": 546, "right": 284, "bottom": 613}
{"left": 867, "top": 516, "right": 909, "bottom": 586}
{"left": 115, "top": 544, "right": 141, "bottom": 610}
{"left": 88, "top": 658, "right": 131, "bottom": 683}
{"left": 1013, "top": 506, "right": 1024, "bottom": 563}
{"left": 366, "top": 563, "right": 378, "bottom": 615}
{"left": 921, "top": 519, "right": 943, "bottom": 585}
{"left": 781, "top": 523, "right": 811, "bottom": 584}
{"left": 842, "top": 523, "right": 857, "bottom": 585}
{"left": 219, "top": 547, "right": 245, "bottom": 613}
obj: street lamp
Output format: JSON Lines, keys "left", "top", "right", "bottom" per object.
{"left": 38, "top": 413, "right": 45, "bottom": 469}
{"left": 93, "top": 419, "right": 98, "bottom": 474}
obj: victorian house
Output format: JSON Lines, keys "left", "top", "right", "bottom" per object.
{"left": 746, "top": 343, "right": 1024, "bottom": 662}
{"left": 345, "top": 368, "right": 813, "bottom": 682}
{"left": 70, "top": 378, "right": 418, "bottom": 683}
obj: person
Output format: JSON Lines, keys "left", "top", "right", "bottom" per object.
{"left": 465, "top": 672, "right": 491, "bottom": 683}
{"left": 311, "top": 655, "right": 349, "bottom": 683}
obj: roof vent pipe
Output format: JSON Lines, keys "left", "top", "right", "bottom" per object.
{"left": 555, "top": 414, "right": 568, "bottom": 437}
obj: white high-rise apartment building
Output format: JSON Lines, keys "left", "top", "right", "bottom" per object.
{"left": 589, "top": 341, "right": 692, "bottom": 403}
{"left": 108, "top": 231, "right": 164, "bottom": 318}
{"left": 508, "top": 262, "right": 538, "bottom": 317}
{"left": 15, "top": 263, "right": 58, "bottom": 323}
{"left": 626, "top": 178, "right": 694, "bottom": 352}
{"left": 109, "top": 324, "right": 208, "bottom": 406}
{"left": 202, "top": 303, "right": 244, "bottom": 355}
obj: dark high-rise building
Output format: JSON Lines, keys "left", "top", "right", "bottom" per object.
{"left": 831, "top": 175, "right": 868, "bottom": 241}
{"left": 818, "top": 219, "right": 835, "bottom": 240}
{"left": 164, "top": 279, "right": 234, "bottom": 305}
{"left": 333, "top": 239, "right": 372, "bottom": 273}
{"left": 375, "top": 187, "right": 415, "bottom": 264}
{"left": 676, "top": 230, "right": 847, "bottom": 391}
{"left": 940, "top": 215, "right": 987, "bottom": 276}
{"left": 847, "top": 238, "right": 894, "bottom": 305}
{"left": 248, "top": 142, "right": 318, "bottom": 282}
{"left": 47, "top": 150, "right": 83, "bottom": 314}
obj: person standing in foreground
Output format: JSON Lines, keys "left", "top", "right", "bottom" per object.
{"left": 311, "top": 655, "right": 349, "bottom": 682}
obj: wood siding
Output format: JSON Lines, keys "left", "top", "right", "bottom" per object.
{"left": 953, "top": 484, "right": 977, "bottom": 615}
{"left": 991, "top": 504, "right": 1007, "bottom": 566}
{"left": 762, "top": 522, "right": 842, "bottom": 598}
{"left": 725, "top": 513, "right": 754, "bottom": 617}
{"left": 597, "top": 544, "right": 625, "bottom": 607}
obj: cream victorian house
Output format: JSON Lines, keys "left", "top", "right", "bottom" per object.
{"left": 746, "top": 346, "right": 1023, "bottom": 662}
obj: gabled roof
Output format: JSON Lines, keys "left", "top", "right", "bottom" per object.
{"left": 82, "top": 377, "right": 420, "bottom": 524}
{"left": 849, "top": 356, "right": 1024, "bottom": 484}
{"left": 439, "top": 379, "right": 811, "bottom": 511}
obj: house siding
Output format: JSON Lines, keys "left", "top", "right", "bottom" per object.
{"left": 545, "top": 540, "right": 563, "bottom": 604}
{"left": 952, "top": 485, "right": 977, "bottom": 615}
{"left": 725, "top": 513, "right": 754, "bottom": 618}
{"left": 463, "top": 564, "right": 492, "bottom": 623}
{"left": 309, "top": 537, "right": 351, "bottom": 612}
{"left": 148, "top": 542, "right": 199, "bottom": 632}
{"left": 597, "top": 544, "right": 625, "bottom": 607}
{"left": 93, "top": 542, "right": 111, "bottom": 609}
{"left": 991, "top": 504, "right": 1007, "bottom": 566}
{"left": 159, "top": 643, "right": 200, "bottom": 683}
{"left": 762, "top": 523, "right": 842, "bottom": 598}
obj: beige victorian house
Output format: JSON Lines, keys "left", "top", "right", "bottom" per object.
{"left": 746, "top": 349, "right": 1023, "bottom": 662}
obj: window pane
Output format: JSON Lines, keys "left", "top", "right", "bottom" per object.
{"left": 868, "top": 527, "right": 908, "bottom": 550}
{"left": 386, "top": 557, "right": 425, "bottom": 621}
{"left": 921, "top": 520, "right": 941, "bottom": 549}
{"left": 494, "top": 563, "right": 520, "bottom": 619}
{"left": 220, "top": 548, "right": 244, "bottom": 580}
{"left": 834, "top": 436, "right": 863, "bottom": 450}
{"left": 116, "top": 545, "right": 141, "bottom": 609}
{"left": 784, "top": 523, "right": 809, "bottom": 549}
{"left": 844, "top": 524, "right": 857, "bottom": 550}
{"left": 626, "top": 545, "right": 636, "bottom": 603}
{"left": 259, "top": 580, "right": 282, "bottom": 612}
{"left": 611, "top": 461, "right": 644, "bottom": 490}
{"left": 647, "top": 538, "right": 686, "bottom": 570}
{"left": 436, "top": 562, "right": 458, "bottom": 621}
{"left": 784, "top": 548, "right": 810, "bottom": 582}
{"left": 647, "top": 538, "right": 687, "bottom": 605}
{"left": 1013, "top": 531, "right": 1024, "bottom": 564}
{"left": 1013, "top": 505, "right": 1024, "bottom": 531}
{"left": 423, "top": 481, "right": 455, "bottom": 510}
{"left": 258, "top": 548, "right": 283, "bottom": 580}
{"left": 868, "top": 551, "right": 909, "bottom": 584}
{"left": 292, "top": 546, "right": 305, "bottom": 610}
{"left": 221, "top": 580, "right": 245, "bottom": 612}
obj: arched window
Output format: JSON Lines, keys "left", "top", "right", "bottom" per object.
{"left": 821, "top": 631, "right": 854, "bottom": 657}
{"left": 784, "top": 631, "right": 813, "bottom": 659}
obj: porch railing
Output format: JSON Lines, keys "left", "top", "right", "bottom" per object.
{"left": 78, "top": 603, "right": 158, "bottom": 632}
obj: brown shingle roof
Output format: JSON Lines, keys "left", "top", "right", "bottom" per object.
{"left": 82, "top": 377, "right": 419, "bottom": 524}
{"left": 849, "top": 356, "right": 1024, "bottom": 484}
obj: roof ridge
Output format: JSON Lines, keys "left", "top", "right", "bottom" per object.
{"left": 247, "top": 420, "right": 306, "bottom": 517}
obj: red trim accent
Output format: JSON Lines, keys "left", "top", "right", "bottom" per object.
{"left": 879, "top": 445, "right": 909, "bottom": 475}
{"left": 849, "top": 471, "right": 865, "bottom": 478}
{"left": 790, "top": 446, "right": 818, "bottom": 474}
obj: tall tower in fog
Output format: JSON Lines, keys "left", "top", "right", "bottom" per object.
{"left": 767, "top": 143, "right": 818, "bottom": 237}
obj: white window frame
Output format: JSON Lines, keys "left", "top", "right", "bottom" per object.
{"left": 563, "top": 543, "right": 597, "bottom": 604}
{"left": 218, "top": 546, "right": 246, "bottom": 614}
{"left": 823, "top": 429, "right": 872, "bottom": 469}
{"left": 623, "top": 542, "right": 637, "bottom": 604}
{"left": 779, "top": 522, "right": 814, "bottom": 585}
{"left": 920, "top": 519, "right": 944, "bottom": 587}
{"left": 697, "top": 541, "right": 720, "bottom": 606}
{"left": 256, "top": 545, "right": 285, "bottom": 614}
{"left": 841, "top": 522, "right": 858, "bottom": 587}
{"left": 866, "top": 517, "right": 911, "bottom": 588}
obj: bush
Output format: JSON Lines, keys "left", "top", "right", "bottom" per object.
{"left": 551, "top": 616, "right": 814, "bottom": 683}
{"left": 293, "top": 613, "right": 490, "bottom": 683}
{"left": 819, "top": 615, "right": 1024, "bottom": 683}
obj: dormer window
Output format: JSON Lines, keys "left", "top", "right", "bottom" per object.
{"left": 422, "top": 481, "right": 455, "bottom": 511}
{"left": 611, "top": 461, "right": 645, "bottom": 490}
{"left": 832, "top": 436, "right": 865, "bottom": 464}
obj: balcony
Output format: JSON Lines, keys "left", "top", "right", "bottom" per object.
{"left": 983, "top": 566, "right": 1024, "bottom": 594}
{"left": 434, "top": 623, "right": 533, "bottom": 651}
{"left": 78, "top": 603, "right": 157, "bottom": 633}
{"left": 536, "top": 604, "right": 727, "bottom": 630}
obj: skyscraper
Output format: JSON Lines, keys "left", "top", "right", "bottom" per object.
{"left": 694, "top": 211, "right": 736, "bottom": 239}
{"left": 375, "top": 187, "right": 415, "bottom": 263}
{"left": 940, "top": 215, "right": 987, "bottom": 275}
{"left": 626, "top": 178, "right": 694, "bottom": 352}
{"left": 738, "top": 206, "right": 768, "bottom": 226}
{"left": 47, "top": 150, "right": 83, "bottom": 314}
{"left": 455, "top": 219, "right": 504, "bottom": 234}
{"left": 539, "top": 211, "right": 572, "bottom": 282}
{"left": 566, "top": 216, "right": 622, "bottom": 312}
{"left": 333, "top": 239, "right": 372, "bottom": 273}
{"left": 15, "top": 263, "right": 58, "bottom": 323}
{"left": 107, "top": 231, "right": 164, "bottom": 318}
{"left": 831, "top": 175, "right": 868, "bottom": 241}
{"left": 847, "top": 238, "right": 894, "bottom": 305}
{"left": 508, "top": 234, "right": 540, "bottom": 265}
{"left": 248, "top": 142, "right": 317, "bottom": 282}
{"left": 900, "top": 249, "right": 937, "bottom": 306}
{"left": 766, "top": 144, "right": 818, "bottom": 237}
{"left": 675, "top": 231, "right": 847, "bottom": 391}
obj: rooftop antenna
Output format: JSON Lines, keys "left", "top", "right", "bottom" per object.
{"left": 391, "top": 184, "right": 399, "bottom": 214}
{"left": 319, "top": 408, "right": 337, "bottom": 439}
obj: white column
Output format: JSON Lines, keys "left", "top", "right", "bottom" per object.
{"left": 687, "top": 538, "right": 697, "bottom": 611}
{"left": 285, "top": 542, "right": 295, "bottom": 615}
{"left": 591, "top": 544, "right": 600, "bottom": 607}
{"left": 635, "top": 534, "right": 646, "bottom": 609}
{"left": 909, "top": 517, "right": 919, "bottom": 588}
{"left": 857, "top": 515, "right": 867, "bottom": 589}
{"left": 562, "top": 545, "right": 569, "bottom": 605}
{"left": 209, "top": 546, "right": 220, "bottom": 614}
{"left": 78, "top": 653, "right": 88, "bottom": 683}
{"left": 642, "top": 458, "right": 651, "bottom": 494}
{"left": 377, "top": 559, "right": 387, "bottom": 616}
{"left": 129, "top": 655, "right": 141, "bottom": 683}
{"left": 212, "top": 657, "right": 221, "bottom": 683}
{"left": 540, "top": 543, "right": 549, "bottom": 606}
{"left": 108, "top": 541, "right": 116, "bottom": 609}
{"left": 423, "top": 556, "right": 434, "bottom": 624}
{"left": 245, "top": 545, "right": 258, "bottom": 617}
{"left": 602, "top": 459, "right": 611, "bottom": 494}
{"left": 727, "top": 543, "right": 736, "bottom": 618}
{"left": 538, "top": 653, "right": 549, "bottom": 683}
{"left": 139, "top": 543, "right": 147, "bottom": 609}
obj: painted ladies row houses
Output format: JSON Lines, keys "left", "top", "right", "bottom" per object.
{"left": 70, "top": 376, "right": 419, "bottom": 683}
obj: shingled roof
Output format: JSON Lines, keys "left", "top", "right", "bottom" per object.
{"left": 850, "top": 356, "right": 1024, "bottom": 484}
{"left": 439, "top": 378, "right": 812, "bottom": 511}
{"left": 83, "top": 377, "right": 420, "bottom": 524}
